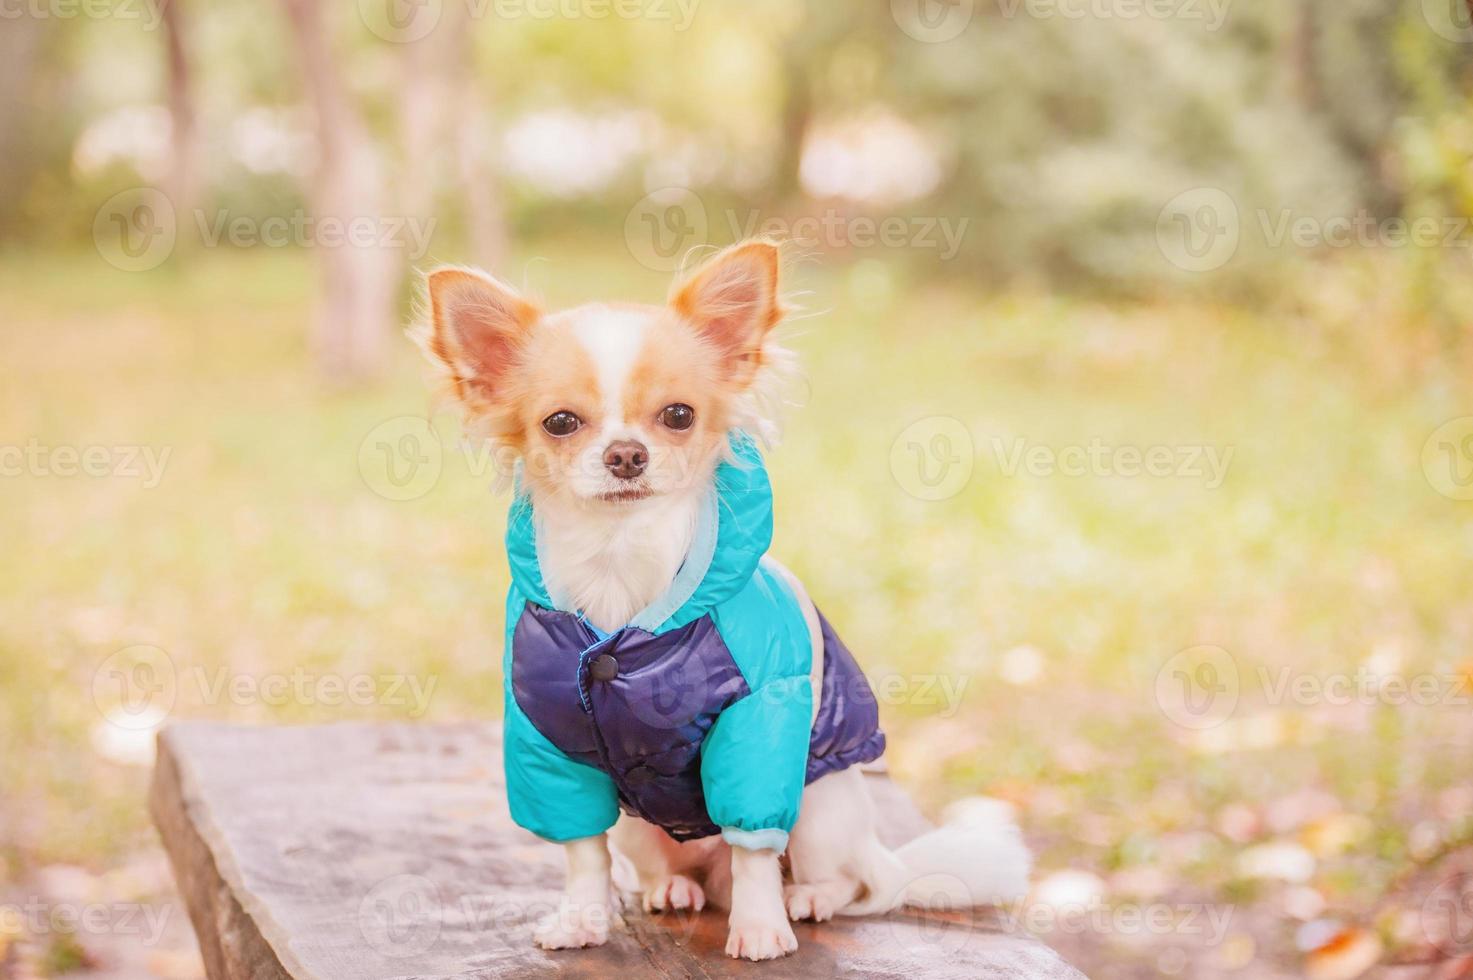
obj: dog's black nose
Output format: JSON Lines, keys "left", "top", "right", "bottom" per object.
{"left": 602, "top": 440, "right": 648, "bottom": 479}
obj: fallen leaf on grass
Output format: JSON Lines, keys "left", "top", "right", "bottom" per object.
{"left": 1299, "top": 922, "right": 1383, "bottom": 980}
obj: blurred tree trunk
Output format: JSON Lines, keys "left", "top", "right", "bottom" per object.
{"left": 0, "top": 18, "right": 48, "bottom": 214}
{"left": 398, "top": 9, "right": 506, "bottom": 270}
{"left": 773, "top": 56, "right": 812, "bottom": 203}
{"left": 1291, "top": 0, "right": 1321, "bottom": 110}
{"left": 160, "top": 0, "right": 200, "bottom": 233}
{"left": 398, "top": 20, "right": 446, "bottom": 232}
{"left": 281, "top": 0, "right": 397, "bottom": 381}
{"left": 452, "top": 27, "right": 507, "bottom": 270}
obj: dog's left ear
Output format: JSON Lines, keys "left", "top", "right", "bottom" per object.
{"left": 670, "top": 240, "right": 783, "bottom": 386}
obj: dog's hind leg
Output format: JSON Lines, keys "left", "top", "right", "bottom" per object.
{"left": 783, "top": 767, "right": 869, "bottom": 921}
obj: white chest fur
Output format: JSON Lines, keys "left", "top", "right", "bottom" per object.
{"left": 533, "top": 490, "right": 704, "bottom": 633}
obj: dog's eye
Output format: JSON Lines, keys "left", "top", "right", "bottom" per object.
{"left": 541, "top": 411, "right": 582, "bottom": 437}
{"left": 658, "top": 404, "right": 695, "bottom": 431}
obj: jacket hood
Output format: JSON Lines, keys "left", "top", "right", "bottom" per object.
{"left": 505, "top": 432, "right": 774, "bottom": 633}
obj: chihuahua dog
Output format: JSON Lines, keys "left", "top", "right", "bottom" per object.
{"left": 415, "top": 241, "right": 1030, "bottom": 960}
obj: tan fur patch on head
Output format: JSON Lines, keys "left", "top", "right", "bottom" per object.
{"left": 625, "top": 314, "right": 733, "bottom": 433}
{"left": 506, "top": 313, "right": 604, "bottom": 480}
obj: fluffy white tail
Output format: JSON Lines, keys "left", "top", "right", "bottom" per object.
{"left": 844, "top": 797, "right": 1032, "bottom": 915}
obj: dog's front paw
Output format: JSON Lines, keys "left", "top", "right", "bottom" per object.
{"left": 643, "top": 874, "right": 706, "bottom": 913}
{"left": 533, "top": 898, "right": 616, "bottom": 950}
{"left": 724, "top": 918, "right": 798, "bottom": 960}
{"left": 783, "top": 883, "right": 836, "bottom": 922}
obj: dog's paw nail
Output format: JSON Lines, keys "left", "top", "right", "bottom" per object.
{"left": 725, "top": 921, "right": 798, "bottom": 960}
{"left": 643, "top": 875, "right": 706, "bottom": 913}
{"left": 784, "top": 885, "right": 835, "bottom": 922}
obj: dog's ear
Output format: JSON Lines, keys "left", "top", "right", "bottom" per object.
{"left": 423, "top": 267, "right": 539, "bottom": 404}
{"left": 669, "top": 241, "right": 782, "bottom": 386}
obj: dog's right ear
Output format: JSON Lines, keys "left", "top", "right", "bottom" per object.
{"left": 423, "top": 267, "right": 539, "bottom": 404}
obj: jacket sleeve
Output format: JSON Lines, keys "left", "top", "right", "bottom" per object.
{"left": 502, "top": 592, "right": 619, "bottom": 843}
{"left": 700, "top": 675, "right": 813, "bottom": 852}
{"left": 701, "top": 563, "right": 815, "bottom": 853}
{"left": 503, "top": 691, "right": 620, "bottom": 842}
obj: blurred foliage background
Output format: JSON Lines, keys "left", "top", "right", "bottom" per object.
{"left": 4, "top": 1, "right": 1473, "bottom": 978}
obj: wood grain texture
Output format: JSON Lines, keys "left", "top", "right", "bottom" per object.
{"left": 150, "top": 722, "right": 1085, "bottom": 980}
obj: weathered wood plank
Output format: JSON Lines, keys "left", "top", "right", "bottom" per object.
{"left": 151, "top": 722, "right": 1084, "bottom": 980}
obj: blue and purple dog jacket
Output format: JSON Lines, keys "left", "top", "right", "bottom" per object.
{"left": 500, "top": 434, "right": 885, "bottom": 852}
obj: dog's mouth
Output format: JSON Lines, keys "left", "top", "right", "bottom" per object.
{"left": 596, "top": 486, "right": 655, "bottom": 503}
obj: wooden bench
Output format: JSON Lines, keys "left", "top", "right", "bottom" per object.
{"left": 150, "top": 722, "right": 1084, "bottom": 979}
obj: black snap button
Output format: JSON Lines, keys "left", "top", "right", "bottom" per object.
{"left": 589, "top": 654, "right": 619, "bottom": 682}
{"left": 625, "top": 766, "right": 655, "bottom": 786}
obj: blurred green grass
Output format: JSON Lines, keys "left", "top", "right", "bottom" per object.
{"left": 3, "top": 244, "right": 1472, "bottom": 971}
